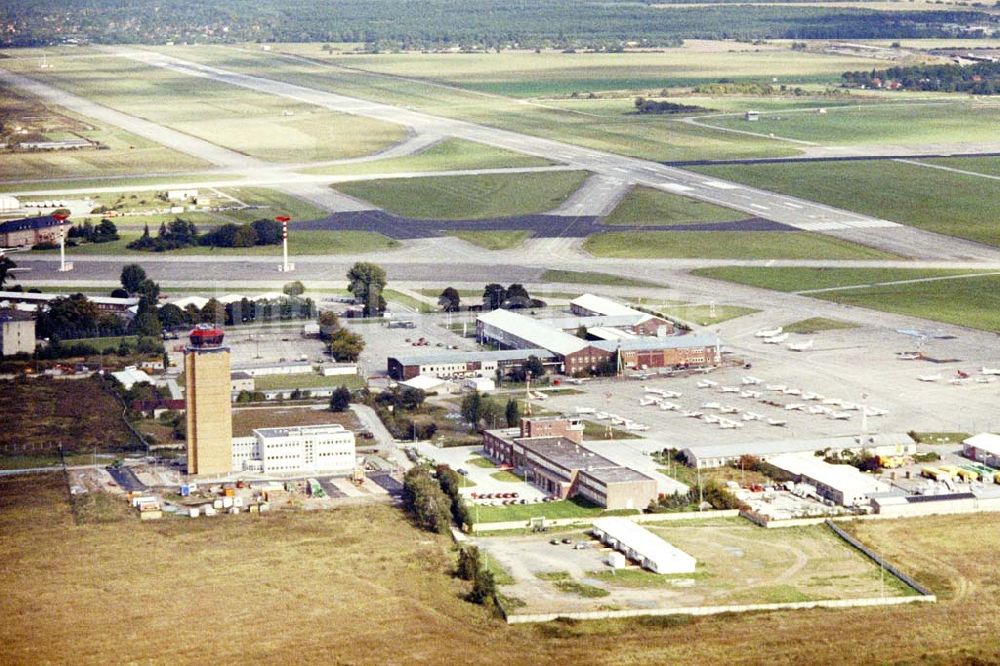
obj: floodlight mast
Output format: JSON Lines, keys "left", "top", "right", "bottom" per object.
{"left": 52, "top": 211, "right": 72, "bottom": 272}
{"left": 276, "top": 215, "right": 293, "bottom": 272}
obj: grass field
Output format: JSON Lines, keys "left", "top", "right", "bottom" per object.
{"left": 252, "top": 373, "right": 365, "bottom": 391}
{"left": 693, "top": 267, "right": 1000, "bottom": 332}
{"left": 701, "top": 101, "right": 1000, "bottom": 147}
{"left": 333, "top": 171, "right": 589, "bottom": 220}
{"left": 540, "top": 269, "right": 663, "bottom": 288}
{"left": 584, "top": 231, "right": 898, "bottom": 260}
{"left": 60, "top": 335, "right": 138, "bottom": 351}
{"left": 603, "top": 186, "right": 747, "bottom": 226}
{"left": 922, "top": 156, "right": 1000, "bottom": 178}
{"left": 783, "top": 317, "right": 859, "bottom": 334}
{"left": 692, "top": 160, "right": 1000, "bottom": 247}
{"left": 383, "top": 289, "right": 436, "bottom": 314}
{"left": 657, "top": 303, "right": 759, "bottom": 326}
{"left": 449, "top": 230, "right": 533, "bottom": 250}
{"left": 231, "top": 406, "right": 359, "bottom": 437}
{"left": 4, "top": 472, "right": 1000, "bottom": 663}
{"left": 473, "top": 496, "right": 628, "bottom": 524}
{"left": 302, "top": 138, "right": 554, "bottom": 176}
{"left": 0, "top": 376, "right": 132, "bottom": 455}
{"left": 3, "top": 54, "right": 407, "bottom": 164}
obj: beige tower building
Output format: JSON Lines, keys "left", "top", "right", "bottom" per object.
{"left": 185, "top": 325, "right": 233, "bottom": 477}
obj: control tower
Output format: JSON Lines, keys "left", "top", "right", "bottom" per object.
{"left": 184, "top": 324, "right": 232, "bottom": 476}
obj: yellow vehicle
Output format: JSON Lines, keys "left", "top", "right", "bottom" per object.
{"left": 940, "top": 465, "right": 977, "bottom": 482}
{"left": 921, "top": 466, "right": 950, "bottom": 481}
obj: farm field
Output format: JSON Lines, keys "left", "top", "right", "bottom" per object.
{"left": 603, "top": 186, "right": 747, "bottom": 226}
{"left": 1, "top": 53, "right": 407, "bottom": 163}
{"left": 3, "top": 474, "right": 1000, "bottom": 663}
{"left": 301, "top": 138, "right": 554, "bottom": 176}
{"left": 333, "top": 171, "right": 589, "bottom": 220}
{"left": 692, "top": 160, "right": 1000, "bottom": 247}
{"left": 0, "top": 377, "right": 132, "bottom": 456}
{"left": 584, "top": 231, "right": 899, "bottom": 260}
{"left": 700, "top": 101, "right": 1000, "bottom": 146}
{"left": 694, "top": 268, "right": 1000, "bottom": 333}
{"left": 449, "top": 230, "right": 534, "bottom": 250}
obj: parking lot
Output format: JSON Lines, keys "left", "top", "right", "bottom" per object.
{"left": 413, "top": 443, "right": 548, "bottom": 503}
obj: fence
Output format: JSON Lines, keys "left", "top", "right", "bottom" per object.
{"left": 825, "top": 519, "right": 935, "bottom": 597}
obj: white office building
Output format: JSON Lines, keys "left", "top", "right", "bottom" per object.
{"left": 232, "top": 424, "right": 356, "bottom": 474}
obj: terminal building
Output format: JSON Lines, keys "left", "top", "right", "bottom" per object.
{"left": 591, "top": 517, "right": 697, "bottom": 574}
{"left": 483, "top": 416, "right": 659, "bottom": 511}
{"left": 232, "top": 424, "right": 356, "bottom": 474}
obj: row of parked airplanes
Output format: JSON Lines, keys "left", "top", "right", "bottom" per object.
{"left": 690, "top": 376, "right": 889, "bottom": 422}
{"left": 754, "top": 327, "right": 814, "bottom": 352}
{"left": 917, "top": 367, "right": 1000, "bottom": 383}
{"left": 574, "top": 407, "right": 650, "bottom": 432}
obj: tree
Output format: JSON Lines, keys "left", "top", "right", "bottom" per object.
{"left": 456, "top": 546, "right": 482, "bottom": 581}
{"left": 479, "top": 398, "right": 505, "bottom": 430}
{"left": 318, "top": 311, "right": 340, "bottom": 340}
{"left": 157, "top": 303, "right": 189, "bottom": 329}
{"left": 283, "top": 280, "right": 306, "bottom": 297}
{"left": 250, "top": 218, "right": 282, "bottom": 245}
{"left": 460, "top": 391, "right": 483, "bottom": 426}
{"left": 438, "top": 286, "right": 461, "bottom": 312}
{"left": 346, "top": 262, "right": 387, "bottom": 317}
{"left": 137, "top": 278, "right": 160, "bottom": 303}
{"left": 0, "top": 255, "right": 17, "bottom": 290}
{"left": 468, "top": 570, "right": 497, "bottom": 605}
{"left": 505, "top": 398, "right": 521, "bottom": 428}
{"left": 120, "top": 264, "right": 147, "bottom": 294}
{"left": 505, "top": 283, "right": 531, "bottom": 309}
{"left": 200, "top": 298, "right": 225, "bottom": 324}
{"left": 232, "top": 225, "right": 257, "bottom": 248}
{"left": 482, "top": 283, "right": 506, "bottom": 311}
{"left": 524, "top": 355, "right": 545, "bottom": 378}
{"left": 575, "top": 325, "right": 588, "bottom": 339}
{"left": 131, "top": 296, "right": 162, "bottom": 337}
{"left": 329, "top": 386, "right": 351, "bottom": 412}
{"left": 328, "top": 328, "right": 365, "bottom": 361}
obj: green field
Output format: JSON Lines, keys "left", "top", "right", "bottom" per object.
{"left": 540, "top": 269, "right": 663, "bottom": 288}
{"left": 253, "top": 374, "right": 364, "bottom": 391}
{"left": 692, "top": 266, "right": 989, "bottom": 293}
{"left": 473, "top": 496, "right": 630, "bottom": 524}
{"left": 585, "top": 231, "right": 898, "bottom": 260}
{"left": 449, "top": 230, "right": 533, "bottom": 250}
{"left": 783, "top": 317, "right": 859, "bottom": 334}
{"left": 383, "top": 289, "right": 436, "bottom": 314}
{"left": 922, "top": 156, "right": 1000, "bottom": 178}
{"left": 60, "top": 335, "right": 138, "bottom": 351}
{"left": 0, "top": 174, "right": 241, "bottom": 194}
{"left": 657, "top": 303, "right": 759, "bottom": 325}
{"left": 695, "top": 267, "right": 1000, "bottom": 333}
{"left": 302, "top": 138, "right": 554, "bottom": 176}
{"left": 701, "top": 101, "right": 1000, "bottom": 147}
{"left": 333, "top": 171, "right": 589, "bottom": 220}
{"left": 603, "top": 186, "right": 747, "bottom": 226}
{"left": 692, "top": 160, "right": 1000, "bottom": 247}
{"left": 3, "top": 54, "right": 407, "bottom": 164}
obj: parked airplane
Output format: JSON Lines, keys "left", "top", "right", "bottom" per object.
{"left": 703, "top": 414, "right": 721, "bottom": 424}
{"left": 567, "top": 377, "right": 591, "bottom": 385}
{"left": 864, "top": 407, "right": 888, "bottom": 416}
{"left": 574, "top": 407, "right": 596, "bottom": 415}
{"left": 594, "top": 412, "right": 610, "bottom": 420}
{"left": 801, "top": 392, "right": 820, "bottom": 401}
{"left": 701, "top": 401, "right": 722, "bottom": 410}
{"left": 639, "top": 396, "right": 660, "bottom": 407}
{"left": 741, "top": 412, "right": 763, "bottom": 421}
{"left": 719, "top": 406, "right": 739, "bottom": 414}
{"left": 740, "top": 390, "right": 761, "bottom": 399}
{"left": 755, "top": 327, "right": 783, "bottom": 338}
{"left": 683, "top": 410, "right": 704, "bottom": 418}
{"left": 975, "top": 376, "right": 997, "bottom": 384}
{"left": 897, "top": 352, "right": 921, "bottom": 361}
{"left": 918, "top": 374, "right": 942, "bottom": 382}
{"left": 719, "top": 385, "right": 740, "bottom": 393}
{"left": 808, "top": 405, "right": 830, "bottom": 415}
{"left": 661, "top": 390, "right": 682, "bottom": 399}
{"left": 785, "top": 403, "right": 805, "bottom": 411}
{"left": 982, "top": 367, "right": 1000, "bottom": 376}
{"left": 659, "top": 401, "right": 679, "bottom": 411}
{"left": 766, "top": 384, "right": 787, "bottom": 392}
{"left": 741, "top": 375, "right": 762, "bottom": 385}
{"left": 767, "top": 418, "right": 788, "bottom": 427}
{"left": 787, "top": 339, "right": 814, "bottom": 352}
{"left": 763, "top": 333, "right": 789, "bottom": 344}
{"left": 782, "top": 388, "right": 802, "bottom": 396}
{"left": 829, "top": 412, "right": 852, "bottom": 420}
{"left": 697, "top": 379, "right": 719, "bottom": 388}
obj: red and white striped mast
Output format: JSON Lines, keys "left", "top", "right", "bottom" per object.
{"left": 276, "top": 215, "right": 292, "bottom": 272}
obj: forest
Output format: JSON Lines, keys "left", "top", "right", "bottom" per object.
{"left": 2, "top": 0, "right": 997, "bottom": 48}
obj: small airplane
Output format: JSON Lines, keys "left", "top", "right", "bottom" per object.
{"left": 763, "top": 333, "right": 789, "bottom": 344}
{"left": 864, "top": 407, "right": 888, "bottom": 416}
{"left": 719, "top": 405, "right": 739, "bottom": 414}
{"left": 918, "top": 374, "right": 942, "bottom": 382}
{"left": 808, "top": 405, "right": 831, "bottom": 415}
{"left": 898, "top": 352, "right": 921, "bottom": 361}
{"left": 755, "top": 327, "right": 783, "bottom": 338}
{"left": 703, "top": 414, "right": 721, "bottom": 424}
{"left": 787, "top": 339, "right": 814, "bottom": 352}
{"left": 574, "top": 407, "right": 596, "bottom": 414}
{"left": 982, "top": 367, "right": 1000, "bottom": 376}
{"left": 567, "top": 377, "right": 591, "bottom": 385}
{"left": 742, "top": 412, "right": 763, "bottom": 421}
{"left": 801, "top": 392, "right": 821, "bottom": 401}
{"left": 741, "top": 376, "right": 762, "bottom": 385}
{"left": 661, "top": 390, "right": 682, "bottom": 399}
{"left": 659, "top": 401, "right": 680, "bottom": 411}
{"left": 975, "top": 376, "right": 997, "bottom": 384}
{"left": 829, "top": 412, "right": 852, "bottom": 420}
{"left": 821, "top": 397, "right": 842, "bottom": 406}
{"left": 683, "top": 410, "right": 704, "bottom": 419}
{"left": 766, "top": 384, "right": 787, "bottom": 392}
{"left": 718, "top": 420, "right": 738, "bottom": 430}
{"left": 639, "top": 396, "right": 660, "bottom": 407}
{"left": 767, "top": 418, "right": 788, "bottom": 427}
{"left": 610, "top": 416, "right": 626, "bottom": 425}
{"left": 594, "top": 412, "right": 610, "bottom": 420}
{"left": 740, "top": 390, "right": 761, "bottom": 399}
{"left": 719, "top": 385, "right": 740, "bottom": 393}
{"left": 644, "top": 387, "right": 667, "bottom": 395}
{"left": 839, "top": 402, "right": 860, "bottom": 411}
{"left": 701, "top": 401, "right": 722, "bottom": 410}
{"left": 785, "top": 403, "right": 805, "bottom": 411}
{"left": 696, "top": 379, "right": 719, "bottom": 389}
{"left": 782, "top": 388, "right": 802, "bottom": 396}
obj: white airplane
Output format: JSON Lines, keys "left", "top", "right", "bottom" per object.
{"left": 719, "top": 405, "right": 739, "bottom": 414}
{"left": 787, "top": 339, "right": 814, "bottom": 352}
{"left": 829, "top": 412, "right": 852, "bottom": 420}
{"left": 898, "top": 352, "right": 921, "bottom": 361}
{"left": 532, "top": 391, "right": 547, "bottom": 400}
{"left": 703, "top": 414, "right": 721, "bottom": 424}
{"left": 644, "top": 387, "right": 667, "bottom": 395}
{"left": 610, "top": 416, "right": 626, "bottom": 425}
{"left": 742, "top": 412, "right": 763, "bottom": 421}
{"left": 864, "top": 407, "right": 889, "bottom": 416}
{"left": 684, "top": 410, "right": 704, "bottom": 418}
{"left": 701, "top": 401, "right": 722, "bottom": 410}
{"left": 719, "top": 385, "right": 740, "bottom": 393}
{"left": 766, "top": 384, "right": 787, "bottom": 392}
{"left": 659, "top": 401, "right": 680, "bottom": 411}
{"left": 918, "top": 374, "right": 942, "bottom": 382}
{"left": 567, "top": 377, "right": 591, "bottom": 385}
{"left": 763, "top": 333, "right": 789, "bottom": 344}
{"left": 767, "top": 418, "right": 788, "bottom": 427}
{"left": 807, "top": 405, "right": 829, "bottom": 415}
{"left": 821, "top": 397, "right": 842, "bottom": 406}
{"left": 574, "top": 407, "right": 596, "bottom": 415}
{"left": 639, "top": 396, "right": 660, "bottom": 407}
{"left": 755, "top": 327, "right": 783, "bottom": 338}
{"left": 594, "top": 412, "right": 610, "bottom": 420}
{"left": 740, "top": 390, "right": 761, "bottom": 399}
{"left": 661, "top": 390, "right": 682, "bottom": 399}
{"left": 801, "top": 392, "right": 820, "bottom": 401}
{"left": 840, "top": 402, "right": 860, "bottom": 411}
{"left": 785, "top": 403, "right": 805, "bottom": 411}
{"left": 741, "top": 375, "right": 762, "bottom": 385}
{"left": 782, "top": 388, "right": 802, "bottom": 396}
{"left": 718, "top": 420, "right": 738, "bottom": 430}
{"left": 975, "top": 376, "right": 997, "bottom": 384}
{"left": 625, "top": 422, "right": 649, "bottom": 431}
{"left": 982, "top": 367, "right": 1000, "bottom": 376}
{"left": 697, "top": 379, "right": 719, "bottom": 388}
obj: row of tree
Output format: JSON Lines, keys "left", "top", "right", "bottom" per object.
{"left": 66, "top": 219, "right": 119, "bottom": 244}
{"left": 437, "top": 283, "right": 545, "bottom": 312}
{"left": 460, "top": 391, "right": 521, "bottom": 431}
{"left": 126, "top": 218, "right": 284, "bottom": 252}
{"left": 842, "top": 61, "right": 1000, "bottom": 95}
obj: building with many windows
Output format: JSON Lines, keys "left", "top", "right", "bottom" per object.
{"left": 232, "top": 424, "right": 356, "bottom": 474}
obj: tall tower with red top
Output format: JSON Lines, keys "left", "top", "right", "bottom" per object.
{"left": 184, "top": 324, "right": 232, "bottom": 476}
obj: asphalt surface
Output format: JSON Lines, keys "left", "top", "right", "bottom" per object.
{"left": 107, "top": 467, "right": 146, "bottom": 492}
{"left": 665, "top": 151, "right": 1000, "bottom": 167}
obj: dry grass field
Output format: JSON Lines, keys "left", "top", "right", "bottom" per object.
{"left": 3, "top": 471, "right": 1000, "bottom": 665}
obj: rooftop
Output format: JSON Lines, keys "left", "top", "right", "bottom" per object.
{"left": 592, "top": 517, "right": 696, "bottom": 569}
{"left": 571, "top": 294, "right": 642, "bottom": 317}
{"left": 255, "top": 424, "right": 350, "bottom": 439}
{"left": 515, "top": 436, "right": 652, "bottom": 485}
{"left": 477, "top": 309, "right": 588, "bottom": 356}
{"left": 683, "top": 432, "right": 915, "bottom": 461}
{"left": 770, "top": 453, "right": 890, "bottom": 497}
{"left": 965, "top": 432, "right": 1000, "bottom": 457}
{"left": 390, "top": 347, "right": 554, "bottom": 367}
{"left": 0, "top": 214, "right": 59, "bottom": 234}
{"left": 592, "top": 332, "right": 720, "bottom": 353}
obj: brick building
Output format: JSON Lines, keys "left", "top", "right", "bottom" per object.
{"left": 0, "top": 215, "right": 64, "bottom": 248}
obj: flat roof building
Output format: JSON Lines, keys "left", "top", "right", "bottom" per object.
{"left": 570, "top": 294, "right": 642, "bottom": 318}
{"left": 387, "top": 348, "right": 556, "bottom": 381}
{"left": 232, "top": 423, "right": 356, "bottom": 475}
{"left": 0, "top": 312, "right": 34, "bottom": 356}
{"left": 769, "top": 453, "right": 890, "bottom": 507}
{"left": 682, "top": 433, "right": 917, "bottom": 469}
{"left": 963, "top": 433, "right": 1000, "bottom": 468}
{"left": 591, "top": 517, "right": 697, "bottom": 574}
{"left": 483, "top": 417, "right": 658, "bottom": 511}
{"left": 0, "top": 290, "right": 138, "bottom": 314}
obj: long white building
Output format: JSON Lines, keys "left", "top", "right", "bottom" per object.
{"left": 769, "top": 453, "right": 890, "bottom": 507}
{"left": 591, "top": 517, "right": 697, "bottom": 574}
{"left": 232, "top": 424, "right": 356, "bottom": 474}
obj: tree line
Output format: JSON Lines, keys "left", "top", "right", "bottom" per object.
{"left": 126, "top": 218, "right": 284, "bottom": 252}
{"left": 842, "top": 61, "right": 1000, "bottom": 95}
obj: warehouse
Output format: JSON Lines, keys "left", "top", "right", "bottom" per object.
{"left": 962, "top": 433, "right": 1000, "bottom": 468}
{"left": 570, "top": 294, "right": 643, "bottom": 318}
{"left": 483, "top": 416, "right": 658, "bottom": 510}
{"left": 591, "top": 517, "right": 697, "bottom": 574}
{"left": 540, "top": 313, "right": 674, "bottom": 338}
{"left": 769, "top": 453, "right": 890, "bottom": 507}
{"left": 386, "top": 348, "right": 556, "bottom": 381}
{"left": 232, "top": 424, "right": 356, "bottom": 474}
{"left": 682, "top": 433, "right": 917, "bottom": 469}
{"left": 595, "top": 334, "right": 721, "bottom": 370}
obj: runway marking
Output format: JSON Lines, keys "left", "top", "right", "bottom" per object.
{"left": 701, "top": 180, "right": 743, "bottom": 190}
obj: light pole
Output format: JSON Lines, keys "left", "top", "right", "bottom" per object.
{"left": 276, "top": 215, "right": 293, "bottom": 273}
{"left": 52, "top": 211, "right": 72, "bottom": 272}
